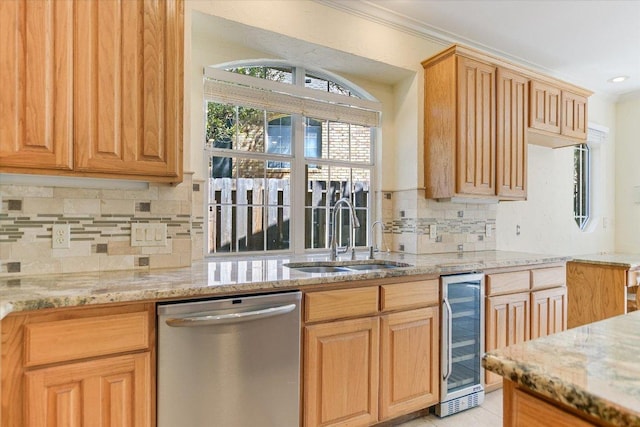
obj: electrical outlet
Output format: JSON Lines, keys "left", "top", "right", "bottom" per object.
{"left": 52, "top": 224, "right": 71, "bottom": 249}
{"left": 485, "top": 223, "right": 492, "bottom": 237}
{"left": 430, "top": 224, "right": 437, "bottom": 239}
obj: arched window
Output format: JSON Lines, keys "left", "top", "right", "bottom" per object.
{"left": 204, "top": 62, "right": 381, "bottom": 255}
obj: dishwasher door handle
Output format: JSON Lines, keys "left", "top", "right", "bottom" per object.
{"left": 164, "top": 303, "right": 297, "bottom": 327}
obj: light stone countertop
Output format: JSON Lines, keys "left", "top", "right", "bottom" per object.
{"left": 0, "top": 250, "right": 569, "bottom": 320}
{"left": 570, "top": 253, "right": 640, "bottom": 270}
{"left": 483, "top": 311, "right": 640, "bottom": 427}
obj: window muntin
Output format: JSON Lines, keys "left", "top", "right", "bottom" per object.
{"left": 205, "top": 64, "right": 377, "bottom": 255}
{"left": 573, "top": 143, "right": 590, "bottom": 230}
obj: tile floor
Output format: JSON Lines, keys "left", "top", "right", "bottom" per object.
{"left": 396, "top": 389, "right": 503, "bottom": 426}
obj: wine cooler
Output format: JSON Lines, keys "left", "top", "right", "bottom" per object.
{"left": 436, "top": 273, "right": 485, "bottom": 417}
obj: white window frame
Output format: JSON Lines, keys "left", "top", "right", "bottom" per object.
{"left": 574, "top": 123, "right": 608, "bottom": 232}
{"left": 203, "top": 61, "right": 381, "bottom": 256}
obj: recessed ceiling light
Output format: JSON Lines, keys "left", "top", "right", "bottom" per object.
{"left": 608, "top": 76, "right": 629, "bottom": 83}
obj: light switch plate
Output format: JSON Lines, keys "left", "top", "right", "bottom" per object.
{"left": 430, "top": 224, "right": 437, "bottom": 239}
{"left": 485, "top": 223, "right": 492, "bottom": 237}
{"left": 131, "top": 223, "right": 167, "bottom": 247}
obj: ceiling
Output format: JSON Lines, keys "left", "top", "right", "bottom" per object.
{"left": 321, "top": 0, "right": 640, "bottom": 100}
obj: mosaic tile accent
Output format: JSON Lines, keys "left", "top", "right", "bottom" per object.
{"left": 0, "top": 173, "right": 196, "bottom": 276}
{"left": 381, "top": 189, "right": 497, "bottom": 254}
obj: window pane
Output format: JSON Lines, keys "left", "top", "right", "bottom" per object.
{"left": 236, "top": 107, "right": 265, "bottom": 152}
{"left": 305, "top": 165, "right": 327, "bottom": 249}
{"left": 267, "top": 173, "right": 291, "bottom": 251}
{"left": 208, "top": 173, "right": 235, "bottom": 253}
{"left": 267, "top": 114, "right": 292, "bottom": 156}
{"left": 205, "top": 103, "right": 235, "bottom": 150}
{"left": 573, "top": 144, "right": 589, "bottom": 229}
{"left": 305, "top": 73, "right": 356, "bottom": 97}
{"left": 329, "top": 166, "right": 351, "bottom": 204}
{"left": 304, "top": 118, "right": 323, "bottom": 159}
{"left": 327, "top": 121, "right": 350, "bottom": 161}
{"left": 236, "top": 159, "right": 265, "bottom": 252}
{"left": 352, "top": 169, "right": 370, "bottom": 209}
{"left": 350, "top": 125, "right": 371, "bottom": 163}
{"left": 228, "top": 66, "right": 293, "bottom": 84}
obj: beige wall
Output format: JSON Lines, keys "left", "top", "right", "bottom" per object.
{"left": 185, "top": 0, "right": 620, "bottom": 256}
{"left": 496, "top": 95, "right": 617, "bottom": 255}
{"left": 615, "top": 94, "right": 640, "bottom": 252}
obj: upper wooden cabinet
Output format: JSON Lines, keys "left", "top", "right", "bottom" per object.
{"left": 528, "top": 79, "right": 589, "bottom": 147}
{"left": 0, "top": 0, "right": 184, "bottom": 183}
{"left": 0, "top": 0, "right": 74, "bottom": 171}
{"left": 496, "top": 68, "right": 528, "bottom": 199}
{"left": 423, "top": 45, "right": 527, "bottom": 201}
{"left": 456, "top": 56, "right": 496, "bottom": 197}
{"left": 529, "top": 80, "right": 561, "bottom": 134}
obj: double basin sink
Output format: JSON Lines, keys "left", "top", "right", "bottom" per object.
{"left": 285, "top": 260, "right": 411, "bottom": 274}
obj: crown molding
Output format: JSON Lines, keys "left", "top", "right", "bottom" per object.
{"left": 314, "top": 0, "right": 586, "bottom": 88}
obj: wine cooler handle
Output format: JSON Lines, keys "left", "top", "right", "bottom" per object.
{"left": 443, "top": 298, "right": 453, "bottom": 382}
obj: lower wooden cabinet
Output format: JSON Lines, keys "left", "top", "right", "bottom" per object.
{"left": 25, "top": 353, "right": 151, "bottom": 426}
{"left": 1, "top": 303, "right": 154, "bottom": 427}
{"left": 504, "top": 379, "right": 595, "bottom": 426}
{"left": 304, "top": 317, "right": 380, "bottom": 427}
{"left": 303, "top": 280, "right": 440, "bottom": 427}
{"left": 485, "top": 265, "right": 568, "bottom": 389}
{"left": 485, "top": 292, "right": 530, "bottom": 388}
{"left": 379, "top": 307, "right": 439, "bottom": 421}
{"left": 531, "top": 286, "right": 567, "bottom": 339}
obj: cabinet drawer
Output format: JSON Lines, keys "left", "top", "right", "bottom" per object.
{"left": 24, "top": 311, "right": 150, "bottom": 367}
{"left": 380, "top": 280, "right": 439, "bottom": 312}
{"left": 531, "top": 266, "right": 566, "bottom": 290}
{"left": 486, "top": 271, "right": 530, "bottom": 296}
{"left": 305, "top": 287, "right": 379, "bottom": 323}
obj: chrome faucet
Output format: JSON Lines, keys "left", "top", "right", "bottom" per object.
{"left": 329, "top": 198, "right": 360, "bottom": 261}
{"left": 368, "top": 220, "right": 389, "bottom": 259}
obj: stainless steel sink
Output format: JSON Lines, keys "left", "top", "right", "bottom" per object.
{"left": 291, "top": 266, "right": 351, "bottom": 273}
{"left": 342, "top": 263, "right": 400, "bottom": 270}
{"left": 285, "top": 260, "right": 411, "bottom": 273}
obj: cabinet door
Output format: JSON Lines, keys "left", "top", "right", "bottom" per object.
{"left": 529, "top": 80, "right": 561, "bottom": 134}
{"left": 74, "top": 0, "right": 183, "bottom": 181}
{"left": 531, "top": 287, "right": 567, "bottom": 340}
{"left": 496, "top": 68, "right": 528, "bottom": 200}
{"left": 485, "top": 292, "right": 530, "bottom": 387}
{"left": 561, "top": 91, "right": 588, "bottom": 140}
{"left": 304, "top": 317, "right": 379, "bottom": 427}
{"left": 456, "top": 56, "right": 496, "bottom": 196}
{"left": 379, "top": 307, "right": 439, "bottom": 421}
{"left": 0, "top": 0, "right": 73, "bottom": 171}
{"left": 25, "top": 352, "right": 151, "bottom": 427}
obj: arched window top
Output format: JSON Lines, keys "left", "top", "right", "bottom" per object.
{"left": 210, "top": 59, "right": 377, "bottom": 102}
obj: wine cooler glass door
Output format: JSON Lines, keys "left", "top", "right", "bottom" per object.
{"left": 441, "top": 273, "right": 484, "bottom": 402}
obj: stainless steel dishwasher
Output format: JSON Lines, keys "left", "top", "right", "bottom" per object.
{"left": 157, "top": 291, "right": 301, "bottom": 427}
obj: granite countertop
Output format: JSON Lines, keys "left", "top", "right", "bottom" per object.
{"left": 0, "top": 250, "right": 569, "bottom": 319}
{"left": 483, "top": 311, "right": 640, "bottom": 426}
{"left": 570, "top": 253, "right": 640, "bottom": 270}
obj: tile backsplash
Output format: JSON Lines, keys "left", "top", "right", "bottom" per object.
{"left": 1, "top": 177, "right": 497, "bottom": 276}
{"left": 0, "top": 173, "right": 200, "bottom": 277}
{"left": 381, "top": 189, "right": 497, "bottom": 254}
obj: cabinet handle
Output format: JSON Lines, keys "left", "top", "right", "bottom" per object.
{"left": 442, "top": 298, "right": 453, "bottom": 381}
{"left": 165, "top": 303, "right": 297, "bottom": 327}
